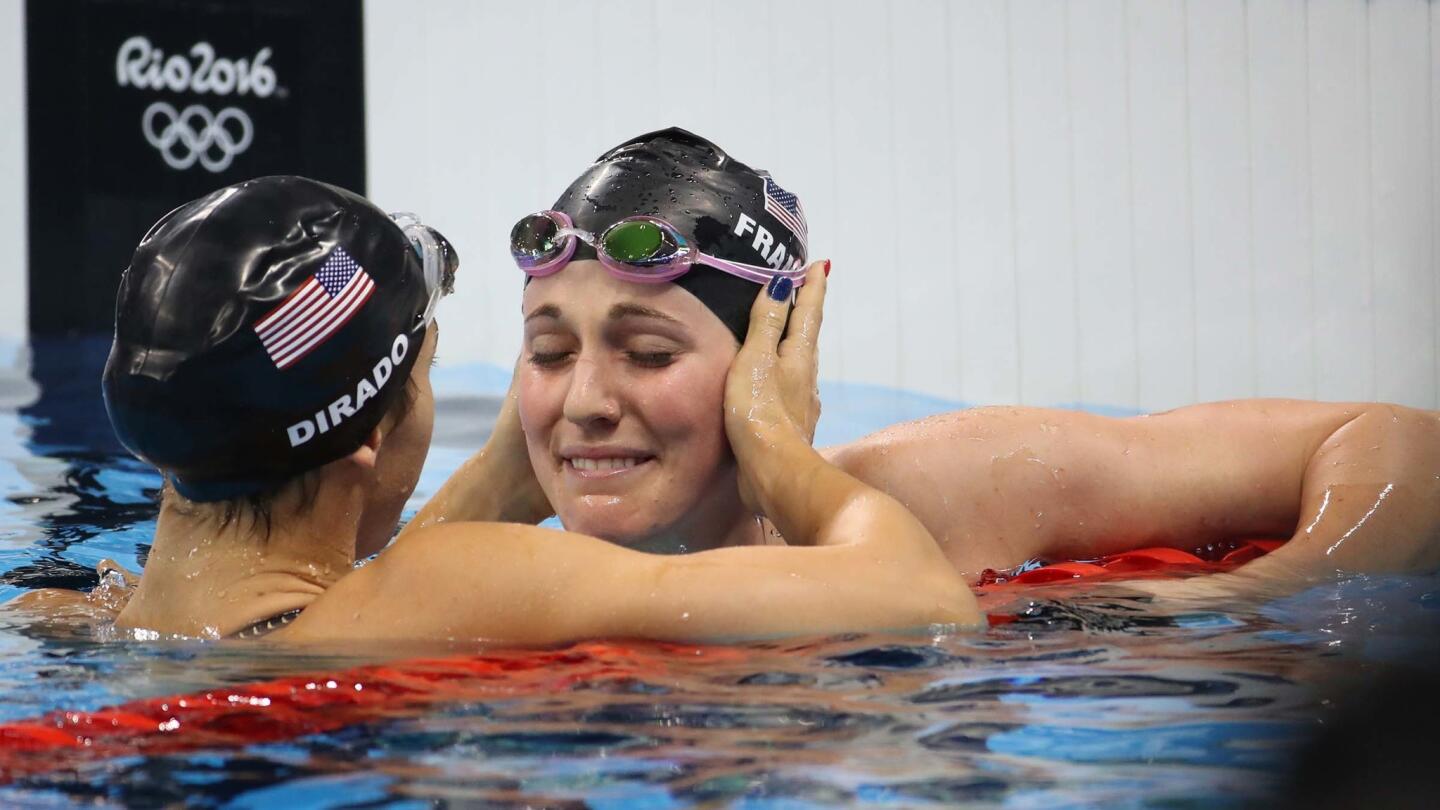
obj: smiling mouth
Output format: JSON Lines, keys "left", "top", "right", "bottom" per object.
{"left": 564, "top": 456, "right": 655, "bottom": 474}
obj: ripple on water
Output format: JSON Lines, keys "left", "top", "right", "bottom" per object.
{"left": 1, "top": 339, "right": 1437, "bottom": 806}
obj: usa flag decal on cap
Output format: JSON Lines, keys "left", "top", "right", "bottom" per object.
{"left": 763, "top": 177, "right": 808, "bottom": 241}
{"left": 253, "top": 246, "right": 376, "bottom": 370}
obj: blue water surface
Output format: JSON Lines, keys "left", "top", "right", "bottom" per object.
{"left": 0, "top": 337, "right": 1436, "bottom": 808}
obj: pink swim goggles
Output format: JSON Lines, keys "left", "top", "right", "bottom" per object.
{"left": 510, "top": 210, "right": 806, "bottom": 287}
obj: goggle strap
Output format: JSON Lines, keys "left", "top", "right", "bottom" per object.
{"left": 698, "top": 254, "right": 808, "bottom": 287}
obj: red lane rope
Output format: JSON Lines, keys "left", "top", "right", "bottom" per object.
{"left": 0, "top": 642, "right": 746, "bottom": 781}
{"left": 0, "top": 540, "right": 1282, "bottom": 780}
{"left": 976, "top": 539, "right": 1283, "bottom": 587}
{"left": 979, "top": 539, "right": 1283, "bottom": 627}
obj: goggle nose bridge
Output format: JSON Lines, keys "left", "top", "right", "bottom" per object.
{"left": 556, "top": 224, "right": 597, "bottom": 245}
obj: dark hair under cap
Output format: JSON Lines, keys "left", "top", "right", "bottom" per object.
{"left": 103, "top": 176, "right": 436, "bottom": 502}
{"left": 549, "top": 127, "right": 808, "bottom": 342}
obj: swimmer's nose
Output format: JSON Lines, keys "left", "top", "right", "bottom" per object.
{"left": 562, "top": 356, "right": 622, "bottom": 428}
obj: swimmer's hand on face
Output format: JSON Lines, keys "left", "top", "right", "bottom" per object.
{"left": 773, "top": 263, "right": 826, "bottom": 447}
{"left": 401, "top": 358, "right": 553, "bottom": 539}
{"left": 726, "top": 261, "right": 827, "bottom": 516}
{"left": 721, "top": 261, "right": 961, "bottom": 565}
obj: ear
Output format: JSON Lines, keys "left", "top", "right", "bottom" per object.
{"left": 341, "top": 427, "right": 383, "bottom": 472}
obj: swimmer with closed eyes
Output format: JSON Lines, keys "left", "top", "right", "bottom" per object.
{"left": 420, "top": 129, "right": 1440, "bottom": 599}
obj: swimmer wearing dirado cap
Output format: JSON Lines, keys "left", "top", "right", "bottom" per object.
{"left": 418, "top": 127, "right": 1440, "bottom": 598}
{"left": 33, "top": 175, "right": 979, "bottom": 641}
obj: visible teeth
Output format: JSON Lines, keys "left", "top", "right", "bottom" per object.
{"left": 570, "top": 457, "right": 640, "bottom": 471}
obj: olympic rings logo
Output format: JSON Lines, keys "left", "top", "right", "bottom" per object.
{"left": 141, "top": 101, "right": 254, "bottom": 173}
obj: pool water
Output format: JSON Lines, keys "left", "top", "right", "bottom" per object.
{"left": 1, "top": 337, "right": 1437, "bottom": 808}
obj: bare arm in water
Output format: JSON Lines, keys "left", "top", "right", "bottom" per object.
{"left": 827, "top": 401, "right": 1440, "bottom": 583}
{"left": 280, "top": 264, "right": 980, "bottom": 643}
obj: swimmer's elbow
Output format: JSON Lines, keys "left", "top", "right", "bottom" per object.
{"left": 863, "top": 564, "right": 982, "bottom": 631}
{"left": 918, "top": 575, "right": 984, "bottom": 629}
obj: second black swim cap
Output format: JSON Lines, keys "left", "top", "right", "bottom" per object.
{"left": 550, "top": 128, "right": 809, "bottom": 342}
{"left": 103, "top": 176, "right": 451, "bottom": 502}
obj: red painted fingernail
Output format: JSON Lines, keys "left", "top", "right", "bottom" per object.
{"left": 822, "top": 260, "right": 831, "bottom": 277}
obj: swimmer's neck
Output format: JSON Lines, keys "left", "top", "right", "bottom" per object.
{"left": 116, "top": 481, "right": 362, "bottom": 638}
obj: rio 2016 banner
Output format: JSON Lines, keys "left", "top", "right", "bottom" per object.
{"left": 26, "top": 0, "right": 365, "bottom": 335}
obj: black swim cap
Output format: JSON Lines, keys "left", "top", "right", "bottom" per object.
{"left": 550, "top": 127, "right": 808, "bottom": 342}
{"left": 103, "top": 176, "right": 450, "bottom": 502}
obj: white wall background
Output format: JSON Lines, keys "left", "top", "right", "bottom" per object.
{"left": 366, "top": 0, "right": 1439, "bottom": 412}
{"left": 0, "top": 1, "right": 1434, "bottom": 412}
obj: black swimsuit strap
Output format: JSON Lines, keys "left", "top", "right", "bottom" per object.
{"left": 230, "top": 608, "right": 304, "bottom": 640}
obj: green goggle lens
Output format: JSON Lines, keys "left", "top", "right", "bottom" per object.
{"left": 602, "top": 220, "right": 667, "bottom": 264}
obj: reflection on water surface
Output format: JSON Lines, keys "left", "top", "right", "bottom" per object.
{"left": 0, "top": 337, "right": 1435, "bottom": 807}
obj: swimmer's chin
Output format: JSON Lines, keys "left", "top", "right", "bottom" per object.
{"left": 557, "top": 502, "right": 674, "bottom": 552}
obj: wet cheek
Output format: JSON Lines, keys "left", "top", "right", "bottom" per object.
{"left": 516, "top": 379, "right": 561, "bottom": 436}
{"left": 637, "top": 366, "right": 729, "bottom": 448}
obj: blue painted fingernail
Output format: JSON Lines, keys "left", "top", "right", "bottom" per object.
{"left": 767, "top": 276, "right": 793, "bottom": 301}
